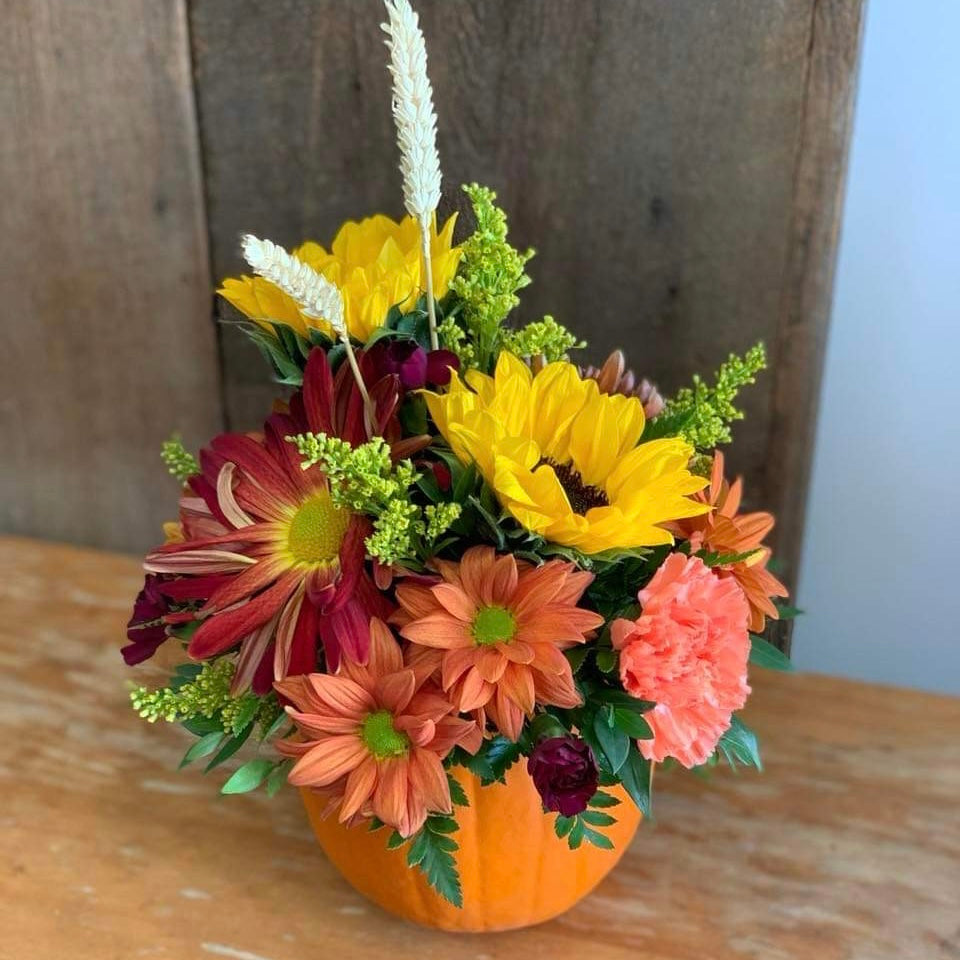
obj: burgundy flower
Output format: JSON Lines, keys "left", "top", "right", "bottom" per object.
{"left": 121, "top": 575, "right": 171, "bottom": 666}
{"left": 365, "top": 339, "right": 459, "bottom": 390}
{"left": 527, "top": 735, "right": 600, "bottom": 817}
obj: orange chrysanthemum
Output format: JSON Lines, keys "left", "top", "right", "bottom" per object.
{"left": 612, "top": 553, "right": 751, "bottom": 768}
{"left": 275, "top": 620, "right": 481, "bottom": 838}
{"left": 672, "top": 451, "right": 788, "bottom": 632}
{"left": 392, "top": 546, "right": 603, "bottom": 741}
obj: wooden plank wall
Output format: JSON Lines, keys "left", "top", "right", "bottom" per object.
{"left": 0, "top": 0, "right": 223, "bottom": 553}
{"left": 1, "top": 0, "right": 864, "bottom": 598}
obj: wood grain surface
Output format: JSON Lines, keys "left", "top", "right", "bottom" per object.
{"left": 0, "top": 0, "right": 223, "bottom": 554}
{"left": 191, "top": 0, "right": 864, "bottom": 598}
{"left": 2, "top": 536, "right": 957, "bottom": 960}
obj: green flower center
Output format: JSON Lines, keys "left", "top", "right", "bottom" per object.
{"left": 287, "top": 491, "right": 351, "bottom": 564}
{"left": 472, "top": 605, "right": 517, "bottom": 646}
{"left": 361, "top": 709, "right": 409, "bottom": 760}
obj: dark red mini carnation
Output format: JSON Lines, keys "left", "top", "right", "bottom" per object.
{"left": 527, "top": 735, "right": 600, "bottom": 817}
{"left": 122, "top": 575, "right": 171, "bottom": 666}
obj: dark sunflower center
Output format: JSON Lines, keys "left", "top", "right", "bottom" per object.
{"left": 540, "top": 458, "right": 610, "bottom": 515}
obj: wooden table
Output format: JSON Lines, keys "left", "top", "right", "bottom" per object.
{"left": 1, "top": 537, "right": 958, "bottom": 960}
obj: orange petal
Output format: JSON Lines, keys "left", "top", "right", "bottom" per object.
{"left": 367, "top": 618, "right": 405, "bottom": 676}
{"left": 373, "top": 668, "right": 417, "bottom": 714}
{"left": 458, "top": 666, "right": 494, "bottom": 712}
{"left": 400, "top": 614, "right": 473, "bottom": 649}
{"left": 288, "top": 735, "right": 367, "bottom": 788}
{"left": 408, "top": 748, "right": 452, "bottom": 813}
{"left": 305, "top": 674, "right": 375, "bottom": 719}
{"left": 499, "top": 663, "right": 535, "bottom": 714}
{"left": 475, "top": 648, "right": 508, "bottom": 683}
{"left": 372, "top": 758, "right": 411, "bottom": 836}
{"left": 339, "top": 756, "right": 378, "bottom": 822}
{"left": 431, "top": 582, "right": 477, "bottom": 622}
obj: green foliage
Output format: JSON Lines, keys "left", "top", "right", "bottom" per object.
{"left": 663, "top": 342, "right": 768, "bottom": 449}
{"left": 449, "top": 183, "right": 534, "bottom": 370}
{"left": 160, "top": 434, "right": 200, "bottom": 482}
{"left": 553, "top": 790, "right": 621, "bottom": 851}
{"left": 749, "top": 635, "right": 795, "bottom": 672}
{"left": 717, "top": 715, "right": 763, "bottom": 771}
{"left": 449, "top": 735, "right": 525, "bottom": 785}
{"left": 393, "top": 814, "right": 463, "bottom": 908}
{"left": 502, "top": 315, "right": 585, "bottom": 363}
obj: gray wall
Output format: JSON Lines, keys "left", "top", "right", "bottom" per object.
{"left": 795, "top": 0, "right": 960, "bottom": 694}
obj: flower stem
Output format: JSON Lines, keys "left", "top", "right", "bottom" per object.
{"left": 420, "top": 220, "right": 439, "bottom": 351}
{"left": 341, "top": 335, "right": 375, "bottom": 437}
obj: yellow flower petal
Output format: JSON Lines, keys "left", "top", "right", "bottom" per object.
{"left": 429, "top": 355, "right": 711, "bottom": 554}
{"left": 219, "top": 213, "right": 460, "bottom": 343}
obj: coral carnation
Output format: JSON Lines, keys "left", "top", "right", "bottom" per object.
{"left": 392, "top": 546, "right": 603, "bottom": 740}
{"left": 611, "top": 554, "right": 751, "bottom": 768}
{"left": 275, "top": 620, "right": 480, "bottom": 838}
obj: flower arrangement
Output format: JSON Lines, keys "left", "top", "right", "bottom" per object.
{"left": 124, "top": 0, "right": 794, "bottom": 912}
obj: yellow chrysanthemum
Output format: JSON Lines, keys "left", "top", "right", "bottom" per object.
{"left": 219, "top": 213, "right": 461, "bottom": 343}
{"left": 424, "top": 353, "right": 711, "bottom": 554}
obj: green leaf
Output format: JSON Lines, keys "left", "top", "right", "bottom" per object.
{"left": 593, "top": 688, "right": 655, "bottom": 714}
{"left": 386, "top": 830, "right": 406, "bottom": 850}
{"left": 483, "top": 736, "right": 524, "bottom": 783}
{"left": 612, "top": 707, "right": 653, "bottom": 740}
{"left": 700, "top": 548, "right": 762, "bottom": 567}
{"left": 181, "top": 715, "right": 223, "bottom": 737}
{"left": 229, "top": 697, "right": 260, "bottom": 737}
{"left": 554, "top": 815, "right": 576, "bottom": 839}
{"left": 425, "top": 816, "right": 459, "bottom": 835}
{"left": 581, "top": 809, "right": 616, "bottom": 827}
{"left": 447, "top": 772, "right": 469, "bottom": 808}
{"left": 582, "top": 826, "right": 615, "bottom": 850}
{"left": 618, "top": 747, "right": 652, "bottom": 817}
{"left": 774, "top": 603, "right": 803, "bottom": 620}
{"left": 264, "top": 760, "right": 291, "bottom": 797}
{"left": 596, "top": 648, "right": 618, "bottom": 674}
{"left": 261, "top": 709, "right": 291, "bottom": 742}
{"left": 528, "top": 712, "right": 568, "bottom": 742}
{"left": 179, "top": 731, "right": 225, "bottom": 768}
{"left": 588, "top": 790, "right": 621, "bottom": 809}
{"left": 204, "top": 722, "right": 253, "bottom": 772}
{"left": 221, "top": 758, "right": 274, "bottom": 795}
{"left": 567, "top": 817, "right": 585, "bottom": 850}
{"left": 718, "top": 716, "right": 763, "bottom": 771}
{"left": 592, "top": 707, "right": 630, "bottom": 774}
{"left": 749, "top": 635, "right": 795, "bottom": 672}
{"left": 565, "top": 645, "right": 590, "bottom": 675}
{"left": 404, "top": 817, "right": 463, "bottom": 908}
{"left": 451, "top": 460, "right": 478, "bottom": 503}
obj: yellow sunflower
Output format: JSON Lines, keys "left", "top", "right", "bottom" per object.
{"left": 424, "top": 352, "right": 710, "bottom": 553}
{"left": 219, "top": 213, "right": 461, "bottom": 343}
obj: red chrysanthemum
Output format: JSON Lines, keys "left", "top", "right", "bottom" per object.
{"left": 144, "top": 348, "right": 422, "bottom": 692}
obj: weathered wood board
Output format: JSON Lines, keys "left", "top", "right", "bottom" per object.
{"left": 0, "top": 0, "right": 223, "bottom": 553}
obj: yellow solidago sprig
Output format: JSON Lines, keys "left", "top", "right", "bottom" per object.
{"left": 289, "top": 432, "right": 461, "bottom": 566}
{"left": 130, "top": 659, "right": 281, "bottom": 736}
{"left": 663, "top": 342, "right": 768, "bottom": 450}
{"left": 161, "top": 434, "right": 199, "bottom": 482}
{"left": 503, "top": 316, "right": 585, "bottom": 365}
{"left": 425, "top": 352, "right": 709, "bottom": 555}
{"left": 449, "top": 183, "right": 534, "bottom": 370}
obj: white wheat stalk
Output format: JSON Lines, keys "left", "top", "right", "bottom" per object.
{"left": 241, "top": 234, "right": 373, "bottom": 430}
{"left": 382, "top": 0, "right": 442, "bottom": 350}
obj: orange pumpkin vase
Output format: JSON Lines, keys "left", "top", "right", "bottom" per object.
{"left": 302, "top": 761, "right": 642, "bottom": 932}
